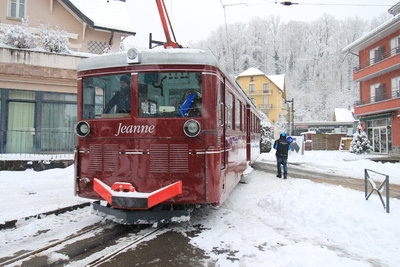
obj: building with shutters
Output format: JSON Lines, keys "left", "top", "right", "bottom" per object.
{"left": 343, "top": 5, "right": 400, "bottom": 155}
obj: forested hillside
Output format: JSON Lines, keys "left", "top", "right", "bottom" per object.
{"left": 193, "top": 14, "right": 390, "bottom": 121}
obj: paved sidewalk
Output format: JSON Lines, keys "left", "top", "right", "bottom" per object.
{"left": 253, "top": 161, "right": 400, "bottom": 199}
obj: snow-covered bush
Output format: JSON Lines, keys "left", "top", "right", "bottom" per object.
{"left": 261, "top": 120, "right": 273, "bottom": 153}
{"left": 3, "top": 24, "right": 36, "bottom": 49}
{"left": 39, "top": 26, "right": 69, "bottom": 53}
{"left": 350, "top": 131, "right": 373, "bottom": 154}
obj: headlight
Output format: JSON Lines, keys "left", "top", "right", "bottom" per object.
{"left": 183, "top": 120, "right": 201, "bottom": 137}
{"left": 75, "top": 121, "right": 90, "bottom": 137}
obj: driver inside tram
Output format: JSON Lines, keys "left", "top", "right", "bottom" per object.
{"left": 104, "top": 75, "right": 131, "bottom": 114}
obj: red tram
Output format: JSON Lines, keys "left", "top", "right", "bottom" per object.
{"left": 74, "top": 48, "right": 261, "bottom": 224}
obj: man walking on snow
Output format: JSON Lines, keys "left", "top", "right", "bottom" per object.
{"left": 274, "top": 133, "right": 290, "bottom": 179}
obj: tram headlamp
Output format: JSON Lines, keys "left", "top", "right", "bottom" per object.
{"left": 183, "top": 119, "right": 201, "bottom": 137}
{"left": 127, "top": 48, "right": 139, "bottom": 64}
{"left": 75, "top": 121, "right": 90, "bottom": 137}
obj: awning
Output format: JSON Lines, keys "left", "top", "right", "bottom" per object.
{"left": 359, "top": 113, "right": 392, "bottom": 121}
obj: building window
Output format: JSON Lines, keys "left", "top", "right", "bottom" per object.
{"left": 263, "top": 83, "right": 269, "bottom": 93}
{"left": 250, "top": 97, "right": 255, "bottom": 103}
{"left": 369, "top": 46, "right": 385, "bottom": 64}
{"left": 9, "top": 0, "right": 25, "bottom": 19}
{"left": 88, "top": 40, "right": 108, "bottom": 54}
{"left": 249, "top": 84, "right": 255, "bottom": 94}
{"left": 250, "top": 76, "right": 254, "bottom": 82}
{"left": 391, "top": 76, "right": 400, "bottom": 98}
{"left": 370, "top": 83, "right": 386, "bottom": 102}
{"left": 390, "top": 36, "right": 400, "bottom": 56}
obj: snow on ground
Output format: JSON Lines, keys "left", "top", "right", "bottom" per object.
{"left": 260, "top": 150, "right": 400, "bottom": 184}
{"left": 0, "top": 151, "right": 399, "bottom": 266}
{"left": 0, "top": 165, "right": 85, "bottom": 223}
{"left": 184, "top": 169, "right": 400, "bottom": 266}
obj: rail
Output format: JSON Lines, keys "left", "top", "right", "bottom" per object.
{"left": 354, "top": 46, "right": 400, "bottom": 72}
{"left": 355, "top": 89, "right": 400, "bottom": 106}
{"left": 0, "top": 129, "right": 75, "bottom": 155}
{"left": 364, "top": 169, "right": 390, "bottom": 213}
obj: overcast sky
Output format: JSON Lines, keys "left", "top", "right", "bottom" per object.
{"left": 125, "top": 0, "right": 397, "bottom": 49}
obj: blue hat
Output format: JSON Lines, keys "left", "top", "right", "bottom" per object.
{"left": 281, "top": 133, "right": 287, "bottom": 137}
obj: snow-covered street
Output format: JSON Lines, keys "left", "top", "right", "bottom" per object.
{"left": 1, "top": 151, "right": 399, "bottom": 266}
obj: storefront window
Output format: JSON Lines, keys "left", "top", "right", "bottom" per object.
{"left": 44, "top": 92, "right": 77, "bottom": 102}
{"left": 9, "top": 90, "right": 35, "bottom": 100}
{"left": 41, "top": 103, "right": 77, "bottom": 151}
{"left": 138, "top": 72, "right": 202, "bottom": 117}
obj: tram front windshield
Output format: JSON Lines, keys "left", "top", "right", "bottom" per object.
{"left": 138, "top": 72, "right": 201, "bottom": 117}
{"left": 82, "top": 72, "right": 202, "bottom": 119}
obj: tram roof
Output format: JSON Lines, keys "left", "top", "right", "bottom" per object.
{"left": 77, "top": 48, "right": 220, "bottom": 72}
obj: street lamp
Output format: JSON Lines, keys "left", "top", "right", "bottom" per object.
{"left": 285, "top": 98, "right": 294, "bottom": 136}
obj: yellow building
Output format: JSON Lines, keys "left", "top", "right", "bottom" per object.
{"left": 236, "top": 68, "right": 286, "bottom": 123}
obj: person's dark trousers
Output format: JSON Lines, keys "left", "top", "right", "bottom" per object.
{"left": 276, "top": 156, "right": 288, "bottom": 178}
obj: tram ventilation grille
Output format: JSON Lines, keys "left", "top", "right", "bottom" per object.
{"left": 150, "top": 144, "right": 188, "bottom": 173}
{"left": 89, "top": 144, "right": 119, "bottom": 172}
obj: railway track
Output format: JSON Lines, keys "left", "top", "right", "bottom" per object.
{"left": 0, "top": 223, "right": 103, "bottom": 266}
{"left": 0, "top": 216, "right": 167, "bottom": 267}
{"left": 86, "top": 224, "right": 167, "bottom": 267}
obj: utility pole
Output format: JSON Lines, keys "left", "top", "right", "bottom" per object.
{"left": 219, "top": 1, "right": 247, "bottom": 73}
{"left": 285, "top": 98, "right": 294, "bottom": 136}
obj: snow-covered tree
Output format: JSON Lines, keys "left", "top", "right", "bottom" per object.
{"left": 260, "top": 118, "right": 273, "bottom": 153}
{"left": 3, "top": 24, "right": 36, "bottom": 49}
{"left": 350, "top": 131, "right": 373, "bottom": 154}
{"left": 39, "top": 25, "right": 69, "bottom": 53}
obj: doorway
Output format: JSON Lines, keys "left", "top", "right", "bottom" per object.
{"left": 7, "top": 102, "right": 35, "bottom": 153}
{"left": 367, "top": 118, "right": 391, "bottom": 154}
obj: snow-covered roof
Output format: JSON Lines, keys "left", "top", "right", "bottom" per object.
{"left": 389, "top": 2, "right": 400, "bottom": 16}
{"left": 334, "top": 108, "right": 355, "bottom": 122}
{"left": 62, "top": 0, "right": 135, "bottom": 34}
{"left": 267, "top": 74, "right": 285, "bottom": 91}
{"left": 237, "top": 67, "right": 265, "bottom": 77}
{"left": 237, "top": 68, "right": 285, "bottom": 91}
{"left": 78, "top": 48, "right": 220, "bottom": 72}
{"left": 342, "top": 13, "right": 400, "bottom": 53}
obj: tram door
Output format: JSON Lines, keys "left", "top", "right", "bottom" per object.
{"left": 7, "top": 102, "right": 35, "bottom": 153}
{"left": 219, "top": 80, "right": 226, "bottom": 170}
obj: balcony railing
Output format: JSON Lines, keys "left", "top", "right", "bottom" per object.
{"left": 355, "top": 89, "right": 400, "bottom": 106}
{"left": 259, "top": 104, "right": 273, "bottom": 109}
{"left": 248, "top": 90, "right": 271, "bottom": 95}
{"left": 354, "top": 46, "right": 400, "bottom": 72}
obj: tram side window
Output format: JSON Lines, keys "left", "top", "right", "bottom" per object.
{"left": 82, "top": 74, "right": 131, "bottom": 119}
{"left": 226, "top": 93, "right": 233, "bottom": 129}
{"left": 235, "top": 99, "right": 241, "bottom": 130}
{"left": 138, "top": 72, "right": 202, "bottom": 117}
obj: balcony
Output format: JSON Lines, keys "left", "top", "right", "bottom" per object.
{"left": 354, "top": 47, "right": 400, "bottom": 81}
{"left": 354, "top": 89, "right": 400, "bottom": 116}
{"left": 248, "top": 90, "right": 272, "bottom": 96}
{"left": 259, "top": 104, "right": 273, "bottom": 109}
{"left": 355, "top": 89, "right": 400, "bottom": 106}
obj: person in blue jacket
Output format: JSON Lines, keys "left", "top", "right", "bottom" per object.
{"left": 273, "top": 133, "right": 291, "bottom": 179}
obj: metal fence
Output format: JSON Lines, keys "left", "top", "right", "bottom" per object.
{"left": 0, "top": 129, "right": 75, "bottom": 156}
{"left": 364, "top": 169, "right": 390, "bottom": 213}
